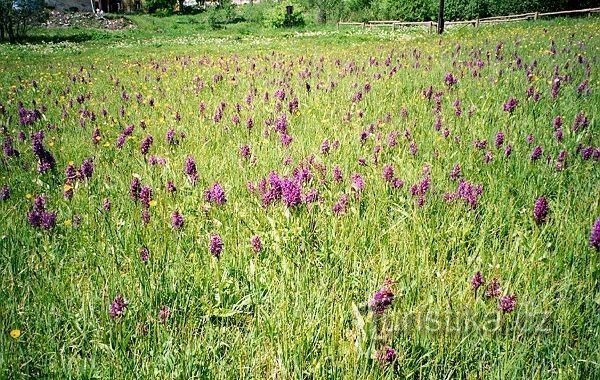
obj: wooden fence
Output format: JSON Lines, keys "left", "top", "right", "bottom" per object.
{"left": 337, "top": 7, "right": 600, "bottom": 33}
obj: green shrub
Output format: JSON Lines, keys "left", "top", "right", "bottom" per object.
{"left": 238, "top": 1, "right": 273, "bottom": 24}
{"left": 263, "top": 1, "right": 305, "bottom": 28}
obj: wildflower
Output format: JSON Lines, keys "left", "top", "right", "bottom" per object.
{"left": 449, "top": 164, "right": 461, "bottom": 181}
{"left": 530, "top": 146, "right": 543, "bottom": 161}
{"left": 333, "top": 166, "right": 343, "bottom": 183}
{"left": 141, "top": 209, "right": 150, "bottom": 225}
{"left": 303, "top": 188, "right": 320, "bottom": 203}
{"left": 484, "top": 151, "right": 493, "bottom": 164}
{"left": 351, "top": 173, "right": 365, "bottom": 193}
{"left": 140, "top": 134, "right": 153, "bottom": 155}
{"left": 129, "top": 176, "right": 141, "bottom": 202}
{"left": 103, "top": 198, "right": 111, "bottom": 212}
{"left": 495, "top": 131, "right": 504, "bottom": 148}
{"left": 533, "top": 196, "right": 549, "bottom": 224}
{"left": 92, "top": 128, "right": 101, "bottom": 144}
{"left": 109, "top": 294, "right": 128, "bottom": 320}
{"left": 504, "top": 145, "right": 512, "bottom": 158}
{"left": 553, "top": 116, "right": 563, "bottom": 130}
{"left": 209, "top": 234, "right": 223, "bottom": 259}
{"left": 551, "top": 77, "right": 561, "bottom": 99}
{"left": 320, "top": 139, "right": 330, "bottom": 155}
{"left": 280, "top": 178, "right": 302, "bottom": 208}
{"left": 166, "top": 128, "right": 178, "bottom": 145}
{"left": 171, "top": 211, "right": 184, "bottom": 230}
{"left": 410, "top": 176, "right": 431, "bottom": 206}
{"left": 376, "top": 346, "right": 397, "bottom": 368}
{"left": 485, "top": 278, "right": 501, "bottom": 298}
{"left": 555, "top": 150, "right": 567, "bottom": 171}
{"left": 391, "top": 178, "right": 404, "bottom": 189}
{"left": 572, "top": 112, "right": 589, "bottom": 132}
{"left": 382, "top": 165, "right": 394, "bottom": 182}
{"left": 250, "top": 235, "right": 262, "bottom": 254}
{"left": 204, "top": 182, "right": 227, "bottom": 206}
{"left": 471, "top": 271, "right": 485, "bottom": 292}
{"left": 577, "top": 80, "right": 590, "bottom": 96}
{"left": 280, "top": 133, "right": 293, "bottom": 148}
{"left": 184, "top": 156, "right": 198, "bottom": 184}
{"left": 369, "top": 283, "right": 394, "bottom": 314}
{"left": 332, "top": 194, "right": 349, "bottom": 216}
{"left": 554, "top": 128, "right": 563, "bottom": 142}
{"left": 503, "top": 97, "right": 519, "bottom": 113}
{"left": 31, "top": 131, "right": 55, "bottom": 173}
{"left": 409, "top": 141, "right": 418, "bottom": 156}
{"left": 3, "top": 136, "right": 19, "bottom": 158}
{"left": 139, "top": 185, "right": 153, "bottom": 209}
{"left": 158, "top": 306, "right": 171, "bottom": 324}
{"left": 166, "top": 181, "right": 177, "bottom": 194}
{"left": 239, "top": 145, "right": 251, "bottom": 160}
{"left": 9, "top": 329, "right": 21, "bottom": 339}
{"left": 444, "top": 72, "right": 457, "bottom": 87}
{"left": 80, "top": 158, "right": 94, "bottom": 180}
{"left": 498, "top": 294, "right": 517, "bottom": 313}
{"left": 445, "top": 180, "right": 483, "bottom": 209}
{"left": 140, "top": 246, "right": 149, "bottom": 263}
{"left": 0, "top": 185, "right": 10, "bottom": 201}
{"left": 589, "top": 218, "right": 600, "bottom": 251}
{"left": 27, "top": 195, "right": 56, "bottom": 230}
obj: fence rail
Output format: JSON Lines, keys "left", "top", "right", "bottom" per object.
{"left": 337, "top": 6, "right": 600, "bottom": 33}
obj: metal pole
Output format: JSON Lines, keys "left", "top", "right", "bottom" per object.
{"left": 437, "top": 0, "right": 445, "bottom": 34}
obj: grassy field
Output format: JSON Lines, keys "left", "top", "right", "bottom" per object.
{"left": 1, "top": 15, "right": 599, "bottom": 379}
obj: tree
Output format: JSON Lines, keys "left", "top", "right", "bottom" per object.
{"left": 304, "top": 0, "right": 343, "bottom": 23}
{"left": 0, "top": 0, "right": 45, "bottom": 43}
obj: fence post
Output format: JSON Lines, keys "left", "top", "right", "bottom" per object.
{"left": 534, "top": 12, "right": 538, "bottom": 20}
{"left": 476, "top": 18, "right": 480, "bottom": 27}
{"left": 429, "top": 21, "right": 433, "bottom": 34}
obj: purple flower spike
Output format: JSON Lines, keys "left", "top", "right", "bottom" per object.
{"left": 369, "top": 281, "right": 394, "bottom": 314}
{"left": 184, "top": 156, "right": 198, "bottom": 184}
{"left": 109, "top": 294, "right": 128, "bottom": 320}
{"left": 533, "top": 197, "right": 549, "bottom": 224}
{"left": 471, "top": 271, "right": 485, "bottom": 293}
{"left": 376, "top": 346, "right": 397, "bottom": 368}
{"left": 498, "top": 294, "right": 517, "bottom": 313}
{"left": 503, "top": 97, "right": 519, "bottom": 113}
{"left": 250, "top": 235, "right": 262, "bottom": 254}
{"left": 205, "top": 182, "right": 227, "bottom": 206}
{"left": 140, "top": 246, "right": 149, "bottom": 263}
{"left": 209, "top": 234, "right": 223, "bottom": 259}
{"left": 485, "top": 278, "right": 501, "bottom": 298}
{"left": 0, "top": 185, "right": 10, "bottom": 201}
{"left": 158, "top": 306, "right": 171, "bottom": 323}
{"left": 171, "top": 211, "right": 184, "bottom": 230}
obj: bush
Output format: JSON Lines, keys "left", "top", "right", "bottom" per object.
{"left": 263, "top": 1, "right": 305, "bottom": 28}
{"left": 238, "top": 1, "right": 273, "bottom": 24}
{"left": 145, "top": 0, "right": 174, "bottom": 14}
{"left": 0, "top": 0, "right": 47, "bottom": 42}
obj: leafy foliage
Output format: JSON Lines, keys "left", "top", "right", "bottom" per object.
{"left": 263, "top": 1, "right": 305, "bottom": 28}
{"left": 0, "top": 0, "right": 46, "bottom": 42}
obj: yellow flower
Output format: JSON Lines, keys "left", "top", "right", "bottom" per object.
{"left": 64, "top": 184, "right": 73, "bottom": 192}
{"left": 25, "top": 193, "right": 32, "bottom": 199}
{"left": 63, "top": 219, "right": 72, "bottom": 226}
{"left": 149, "top": 200, "right": 157, "bottom": 207}
{"left": 10, "top": 329, "right": 21, "bottom": 339}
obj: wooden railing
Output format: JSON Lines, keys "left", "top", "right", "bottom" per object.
{"left": 337, "top": 6, "right": 600, "bottom": 33}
